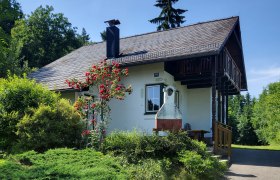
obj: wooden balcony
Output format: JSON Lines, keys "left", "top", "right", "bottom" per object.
{"left": 165, "top": 52, "right": 242, "bottom": 93}
{"left": 177, "top": 57, "right": 212, "bottom": 76}
{"left": 165, "top": 57, "right": 213, "bottom": 89}
{"left": 223, "top": 48, "right": 241, "bottom": 92}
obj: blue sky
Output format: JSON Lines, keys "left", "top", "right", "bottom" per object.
{"left": 18, "top": 0, "right": 280, "bottom": 97}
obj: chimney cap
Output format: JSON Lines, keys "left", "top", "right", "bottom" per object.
{"left": 104, "top": 19, "right": 120, "bottom": 27}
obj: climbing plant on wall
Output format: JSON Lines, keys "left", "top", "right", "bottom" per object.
{"left": 66, "top": 60, "right": 132, "bottom": 149}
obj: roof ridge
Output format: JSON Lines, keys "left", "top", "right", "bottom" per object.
{"left": 86, "top": 16, "right": 239, "bottom": 46}
{"left": 119, "top": 16, "right": 239, "bottom": 40}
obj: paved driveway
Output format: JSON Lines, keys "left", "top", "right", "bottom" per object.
{"left": 225, "top": 148, "right": 280, "bottom": 180}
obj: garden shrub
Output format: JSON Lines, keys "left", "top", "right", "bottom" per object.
{"left": 178, "top": 150, "right": 227, "bottom": 179}
{"left": 103, "top": 130, "right": 226, "bottom": 179}
{"left": 0, "top": 111, "right": 19, "bottom": 151}
{"left": 124, "top": 158, "right": 165, "bottom": 179}
{"left": 103, "top": 130, "right": 207, "bottom": 162}
{"left": 16, "top": 99, "right": 83, "bottom": 152}
{"left": 0, "top": 75, "right": 58, "bottom": 114}
{"left": 0, "top": 148, "right": 128, "bottom": 179}
{"left": 0, "top": 75, "right": 59, "bottom": 151}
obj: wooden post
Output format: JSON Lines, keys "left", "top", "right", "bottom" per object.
{"left": 228, "top": 129, "right": 232, "bottom": 157}
{"left": 226, "top": 83, "right": 229, "bottom": 125}
{"left": 222, "top": 80, "right": 225, "bottom": 124}
{"left": 214, "top": 122, "right": 218, "bottom": 153}
{"left": 218, "top": 78, "right": 221, "bottom": 123}
{"left": 212, "top": 56, "right": 217, "bottom": 140}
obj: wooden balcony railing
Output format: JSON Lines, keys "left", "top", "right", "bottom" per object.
{"left": 178, "top": 57, "right": 212, "bottom": 76}
{"left": 214, "top": 121, "right": 232, "bottom": 157}
{"left": 224, "top": 49, "right": 241, "bottom": 90}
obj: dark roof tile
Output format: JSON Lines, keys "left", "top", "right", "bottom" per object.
{"left": 30, "top": 16, "right": 239, "bottom": 90}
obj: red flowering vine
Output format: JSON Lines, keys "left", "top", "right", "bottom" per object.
{"left": 66, "top": 59, "right": 132, "bottom": 149}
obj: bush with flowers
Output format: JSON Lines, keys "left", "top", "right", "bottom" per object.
{"left": 66, "top": 60, "right": 132, "bottom": 149}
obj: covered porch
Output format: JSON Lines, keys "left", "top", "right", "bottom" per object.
{"left": 164, "top": 45, "right": 246, "bottom": 157}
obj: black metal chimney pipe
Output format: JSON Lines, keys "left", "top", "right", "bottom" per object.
{"left": 105, "top": 19, "right": 120, "bottom": 58}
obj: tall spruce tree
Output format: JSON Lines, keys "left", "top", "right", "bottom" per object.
{"left": 149, "top": 0, "right": 187, "bottom": 31}
{"left": 78, "top": 28, "right": 90, "bottom": 45}
{"left": 100, "top": 30, "right": 106, "bottom": 41}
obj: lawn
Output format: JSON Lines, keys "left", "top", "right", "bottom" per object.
{"left": 232, "top": 144, "right": 280, "bottom": 151}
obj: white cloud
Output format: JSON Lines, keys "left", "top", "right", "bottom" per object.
{"left": 246, "top": 66, "right": 280, "bottom": 97}
{"left": 248, "top": 67, "right": 280, "bottom": 82}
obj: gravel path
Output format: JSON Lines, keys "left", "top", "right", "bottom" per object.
{"left": 225, "top": 148, "right": 280, "bottom": 180}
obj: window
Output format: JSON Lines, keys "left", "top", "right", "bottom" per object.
{"left": 145, "top": 84, "right": 164, "bottom": 114}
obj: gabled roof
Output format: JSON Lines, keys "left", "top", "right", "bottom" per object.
{"left": 30, "top": 16, "right": 241, "bottom": 90}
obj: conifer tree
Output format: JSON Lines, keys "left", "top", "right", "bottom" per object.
{"left": 149, "top": 0, "right": 187, "bottom": 31}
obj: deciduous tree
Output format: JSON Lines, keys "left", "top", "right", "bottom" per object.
{"left": 13, "top": 5, "right": 90, "bottom": 68}
{"left": 228, "top": 93, "right": 260, "bottom": 145}
{"left": 252, "top": 82, "right": 280, "bottom": 144}
{"left": 0, "top": 0, "right": 23, "bottom": 36}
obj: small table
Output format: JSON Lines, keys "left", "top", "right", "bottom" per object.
{"left": 186, "top": 130, "right": 210, "bottom": 141}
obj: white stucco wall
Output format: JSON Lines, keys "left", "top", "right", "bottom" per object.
{"left": 109, "top": 62, "right": 168, "bottom": 133}
{"left": 186, "top": 88, "right": 212, "bottom": 137}
{"left": 60, "top": 62, "right": 213, "bottom": 137}
{"left": 108, "top": 62, "right": 191, "bottom": 133}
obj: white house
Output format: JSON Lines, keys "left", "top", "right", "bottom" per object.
{"left": 30, "top": 16, "right": 247, "bottom": 146}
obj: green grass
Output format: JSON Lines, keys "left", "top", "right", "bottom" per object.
{"left": 232, "top": 144, "right": 280, "bottom": 151}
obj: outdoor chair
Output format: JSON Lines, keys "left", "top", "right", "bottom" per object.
{"left": 183, "top": 123, "right": 195, "bottom": 139}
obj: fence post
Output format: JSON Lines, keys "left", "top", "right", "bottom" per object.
{"left": 214, "top": 122, "right": 218, "bottom": 154}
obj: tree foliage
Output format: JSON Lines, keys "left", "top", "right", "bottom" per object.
{"left": 0, "top": 0, "right": 25, "bottom": 77}
{"left": 0, "top": 0, "right": 23, "bottom": 36}
{"left": 228, "top": 93, "right": 260, "bottom": 145}
{"left": 100, "top": 30, "right": 106, "bottom": 41}
{"left": 149, "top": 0, "right": 187, "bottom": 31}
{"left": 252, "top": 82, "right": 280, "bottom": 145}
{"left": 1, "top": 2, "right": 91, "bottom": 77}
{"left": 12, "top": 5, "right": 90, "bottom": 68}
{"left": 78, "top": 28, "right": 90, "bottom": 45}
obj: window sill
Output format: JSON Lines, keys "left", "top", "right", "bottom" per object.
{"left": 144, "top": 112, "right": 157, "bottom": 115}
